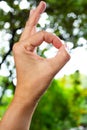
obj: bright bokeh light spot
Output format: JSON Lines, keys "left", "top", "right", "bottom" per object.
{"left": 39, "top": 42, "right": 48, "bottom": 50}
{"left": 4, "top": 22, "right": 10, "bottom": 29}
{"left": 14, "top": 0, "right": 19, "bottom": 5}
{"left": 0, "top": 31, "right": 10, "bottom": 52}
{"left": 13, "top": 78, "right": 17, "bottom": 86}
{"left": 0, "top": 87, "right": 3, "bottom": 97}
{"left": 16, "top": 29, "right": 23, "bottom": 35}
{"left": 55, "top": 46, "right": 87, "bottom": 78}
{"left": 73, "top": 28, "right": 79, "bottom": 36}
{"left": 19, "top": 0, "right": 30, "bottom": 9}
{"left": 0, "top": 1, "right": 12, "bottom": 12}
{"left": 5, "top": 89, "right": 12, "bottom": 97}
{"left": 44, "top": 46, "right": 57, "bottom": 58}
{"left": 66, "top": 41, "right": 74, "bottom": 49}
{"left": 38, "top": 13, "right": 49, "bottom": 27}
{"left": 0, "top": 63, "right": 10, "bottom": 76}
{"left": 78, "top": 37, "right": 87, "bottom": 46}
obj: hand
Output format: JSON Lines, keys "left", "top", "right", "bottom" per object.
{"left": 13, "top": 1, "right": 70, "bottom": 104}
{"left": 0, "top": 1, "right": 70, "bottom": 130}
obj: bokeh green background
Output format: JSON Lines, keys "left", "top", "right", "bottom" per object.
{"left": 0, "top": 0, "right": 87, "bottom": 129}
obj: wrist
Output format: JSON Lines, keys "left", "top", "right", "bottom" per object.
{"left": 13, "top": 94, "right": 37, "bottom": 109}
{"left": 14, "top": 85, "right": 38, "bottom": 108}
{"left": 14, "top": 82, "right": 44, "bottom": 106}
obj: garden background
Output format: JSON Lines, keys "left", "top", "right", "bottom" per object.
{"left": 0, "top": 0, "right": 87, "bottom": 129}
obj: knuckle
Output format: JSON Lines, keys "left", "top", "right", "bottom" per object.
{"left": 62, "top": 48, "right": 71, "bottom": 61}
{"left": 12, "top": 42, "right": 20, "bottom": 55}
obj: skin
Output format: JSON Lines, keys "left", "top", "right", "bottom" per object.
{"left": 0, "top": 1, "right": 70, "bottom": 130}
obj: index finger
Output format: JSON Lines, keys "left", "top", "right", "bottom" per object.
{"left": 24, "top": 31, "right": 63, "bottom": 52}
{"left": 28, "top": 1, "right": 46, "bottom": 27}
{"left": 20, "top": 1, "right": 46, "bottom": 41}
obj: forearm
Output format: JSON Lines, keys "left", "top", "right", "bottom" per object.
{"left": 0, "top": 91, "right": 37, "bottom": 130}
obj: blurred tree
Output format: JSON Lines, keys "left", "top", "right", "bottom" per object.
{"left": 0, "top": 71, "right": 87, "bottom": 129}
{"left": 0, "top": 0, "right": 87, "bottom": 129}
{"left": 30, "top": 73, "right": 87, "bottom": 130}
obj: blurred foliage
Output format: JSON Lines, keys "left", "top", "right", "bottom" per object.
{"left": 0, "top": 71, "right": 87, "bottom": 129}
{"left": 0, "top": 0, "right": 87, "bottom": 129}
{"left": 30, "top": 71, "right": 87, "bottom": 130}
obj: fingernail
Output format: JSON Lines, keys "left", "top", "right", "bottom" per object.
{"left": 40, "top": 1, "right": 46, "bottom": 6}
{"left": 39, "top": 1, "right": 46, "bottom": 13}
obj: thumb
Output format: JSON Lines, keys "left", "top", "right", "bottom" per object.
{"left": 48, "top": 45, "right": 71, "bottom": 75}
